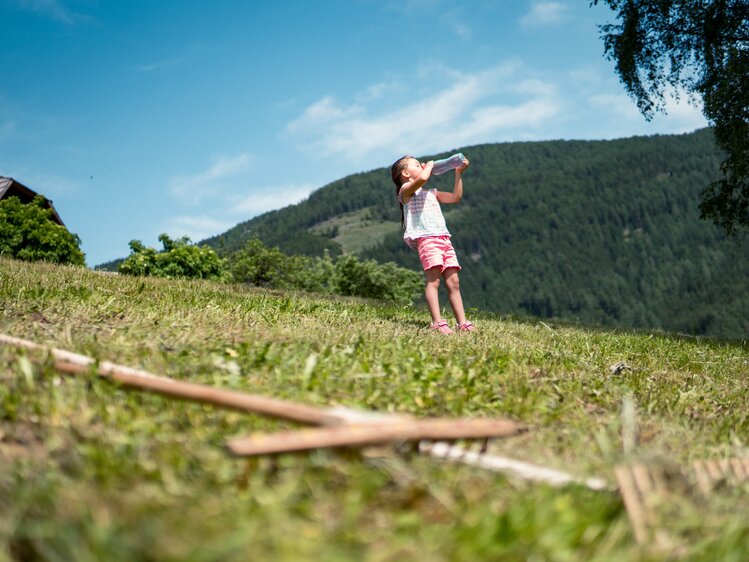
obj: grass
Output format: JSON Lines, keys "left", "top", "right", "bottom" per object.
{"left": 1, "top": 256, "right": 748, "bottom": 561}
{"left": 308, "top": 208, "right": 401, "bottom": 254}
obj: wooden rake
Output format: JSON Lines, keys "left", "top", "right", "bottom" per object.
{"left": 616, "top": 458, "right": 749, "bottom": 550}
{"left": 0, "top": 334, "right": 518, "bottom": 452}
{"left": 1, "top": 333, "right": 611, "bottom": 489}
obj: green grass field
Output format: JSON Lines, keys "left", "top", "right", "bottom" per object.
{"left": 308, "top": 207, "right": 401, "bottom": 254}
{"left": 1, "top": 257, "right": 748, "bottom": 561}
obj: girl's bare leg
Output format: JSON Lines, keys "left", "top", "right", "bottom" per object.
{"left": 443, "top": 268, "right": 467, "bottom": 325}
{"left": 424, "top": 267, "right": 443, "bottom": 323}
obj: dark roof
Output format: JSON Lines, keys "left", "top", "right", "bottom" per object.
{"left": 0, "top": 176, "right": 65, "bottom": 226}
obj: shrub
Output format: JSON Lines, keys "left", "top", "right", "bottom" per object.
{"left": 0, "top": 195, "right": 85, "bottom": 266}
{"left": 119, "top": 234, "right": 228, "bottom": 281}
{"left": 333, "top": 254, "right": 422, "bottom": 305}
{"left": 229, "top": 238, "right": 421, "bottom": 304}
{"left": 228, "top": 238, "right": 334, "bottom": 292}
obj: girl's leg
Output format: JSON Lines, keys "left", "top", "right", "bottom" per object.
{"left": 443, "top": 268, "right": 467, "bottom": 325}
{"left": 424, "top": 267, "right": 443, "bottom": 323}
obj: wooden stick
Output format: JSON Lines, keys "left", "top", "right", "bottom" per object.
{"left": 615, "top": 465, "right": 650, "bottom": 545}
{"left": 1, "top": 333, "right": 339, "bottom": 426}
{"left": 2, "top": 334, "right": 520, "bottom": 435}
{"left": 693, "top": 461, "right": 713, "bottom": 494}
{"left": 731, "top": 458, "right": 747, "bottom": 481}
{"left": 705, "top": 459, "right": 723, "bottom": 481}
{"left": 227, "top": 418, "right": 521, "bottom": 456}
{"left": 632, "top": 464, "right": 654, "bottom": 495}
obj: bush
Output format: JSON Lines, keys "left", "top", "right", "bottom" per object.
{"left": 228, "top": 238, "right": 330, "bottom": 292}
{"left": 333, "top": 254, "right": 422, "bottom": 305}
{"left": 0, "top": 195, "right": 85, "bottom": 266}
{"left": 229, "top": 238, "right": 421, "bottom": 304}
{"left": 119, "top": 234, "right": 228, "bottom": 281}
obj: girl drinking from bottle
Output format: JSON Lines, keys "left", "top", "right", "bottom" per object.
{"left": 391, "top": 154, "right": 475, "bottom": 334}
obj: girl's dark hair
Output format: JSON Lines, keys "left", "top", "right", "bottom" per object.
{"left": 391, "top": 155, "right": 411, "bottom": 230}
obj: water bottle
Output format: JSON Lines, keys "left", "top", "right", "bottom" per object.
{"left": 431, "top": 153, "right": 466, "bottom": 176}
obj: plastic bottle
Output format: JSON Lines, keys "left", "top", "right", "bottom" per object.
{"left": 431, "top": 153, "right": 466, "bottom": 176}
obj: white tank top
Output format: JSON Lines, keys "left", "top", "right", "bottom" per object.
{"left": 399, "top": 187, "right": 450, "bottom": 248}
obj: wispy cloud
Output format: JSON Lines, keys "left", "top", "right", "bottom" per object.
{"left": 134, "top": 59, "right": 185, "bottom": 73}
{"left": 449, "top": 22, "right": 472, "bottom": 39}
{"left": 230, "top": 183, "right": 316, "bottom": 216}
{"left": 160, "top": 215, "right": 236, "bottom": 243}
{"left": 14, "top": 0, "right": 91, "bottom": 25}
{"left": 162, "top": 182, "right": 317, "bottom": 243}
{"left": 168, "top": 153, "right": 254, "bottom": 205}
{"left": 589, "top": 87, "right": 707, "bottom": 135}
{"left": 520, "top": 1, "right": 569, "bottom": 27}
{"left": 286, "top": 63, "right": 560, "bottom": 163}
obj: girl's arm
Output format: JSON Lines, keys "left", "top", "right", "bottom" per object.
{"left": 399, "top": 161, "right": 434, "bottom": 203}
{"left": 436, "top": 158, "right": 469, "bottom": 204}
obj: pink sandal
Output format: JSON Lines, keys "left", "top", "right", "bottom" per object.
{"left": 457, "top": 321, "right": 476, "bottom": 332}
{"left": 431, "top": 320, "right": 454, "bottom": 334}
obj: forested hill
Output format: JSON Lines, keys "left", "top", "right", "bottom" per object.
{"left": 203, "top": 128, "right": 749, "bottom": 339}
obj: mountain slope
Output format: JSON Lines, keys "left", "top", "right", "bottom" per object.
{"left": 205, "top": 129, "right": 748, "bottom": 339}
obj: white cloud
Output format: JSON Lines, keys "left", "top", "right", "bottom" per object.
{"left": 589, "top": 93, "right": 642, "bottom": 119}
{"left": 589, "top": 87, "right": 707, "bottom": 135}
{"left": 659, "top": 90, "right": 706, "bottom": 129}
{"left": 286, "top": 61, "right": 706, "bottom": 170}
{"left": 449, "top": 22, "right": 472, "bottom": 39}
{"left": 168, "top": 153, "right": 253, "bottom": 204}
{"left": 356, "top": 81, "right": 403, "bottom": 104}
{"left": 230, "top": 183, "right": 316, "bottom": 216}
{"left": 286, "top": 97, "right": 360, "bottom": 132}
{"left": 286, "top": 63, "right": 560, "bottom": 163}
{"left": 160, "top": 183, "right": 317, "bottom": 243}
{"left": 134, "top": 59, "right": 184, "bottom": 73}
{"left": 437, "top": 8, "right": 472, "bottom": 39}
{"left": 161, "top": 215, "right": 235, "bottom": 244}
{"left": 520, "top": 1, "right": 569, "bottom": 27}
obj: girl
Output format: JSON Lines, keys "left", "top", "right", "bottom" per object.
{"left": 391, "top": 155, "right": 475, "bottom": 334}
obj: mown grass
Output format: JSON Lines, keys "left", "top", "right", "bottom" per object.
{"left": 1, "top": 256, "right": 748, "bottom": 561}
{"left": 308, "top": 208, "right": 401, "bottom": 254}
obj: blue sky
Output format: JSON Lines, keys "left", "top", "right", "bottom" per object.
{"left": 1, "top": 0, "right": 707, "bottom": 266}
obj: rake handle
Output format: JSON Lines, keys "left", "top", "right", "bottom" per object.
{"left": 1, "top": 333, "right": 338, "bottom": 425}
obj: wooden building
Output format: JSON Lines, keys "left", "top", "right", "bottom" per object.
{"left": 0, "top": 176, "right": 65, "bottom": 226}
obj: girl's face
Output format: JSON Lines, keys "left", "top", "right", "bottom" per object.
{"left": 404, "top": 158, "right": 424, "bottom": 179}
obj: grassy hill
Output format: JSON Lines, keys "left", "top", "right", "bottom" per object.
{"left": 203, "top": 128, "right": 749, "bottom": 340}
{"left": 2, "top": 257, "right": 749, "bottom": 560}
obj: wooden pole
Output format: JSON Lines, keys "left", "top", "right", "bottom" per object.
{"left": 226, "top": 418, "right": 521, "bottom": 456}
{"left": 0, "top": 333, "right": 339, "bottom": 426}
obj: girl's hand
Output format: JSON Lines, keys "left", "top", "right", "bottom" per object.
{"left": 420, "top": 160, "right": 434, "bottom": 180}
{"left": 457, "top": 158, "right": 469, "bottom": 172}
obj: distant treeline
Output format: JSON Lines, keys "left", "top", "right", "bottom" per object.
{"left": 202, "top": 128, "right": 748, "bottom": 339}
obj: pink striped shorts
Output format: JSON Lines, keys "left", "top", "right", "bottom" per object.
{"left": 416, "top": 236, "right": 461, "bottom": 272}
